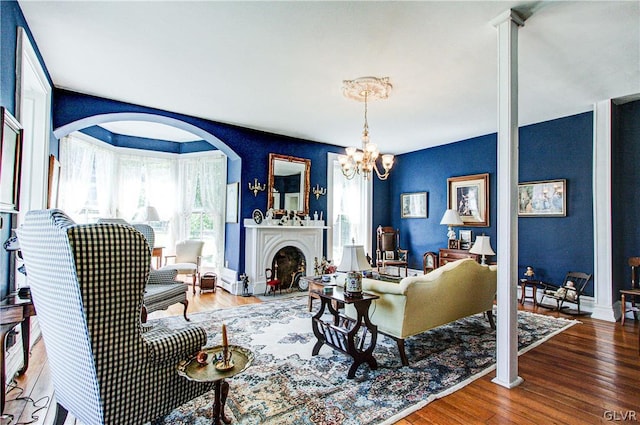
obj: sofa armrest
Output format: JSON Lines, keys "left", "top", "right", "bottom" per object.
{"left": 143, "top": 324, "right": 207, "bottom": 364}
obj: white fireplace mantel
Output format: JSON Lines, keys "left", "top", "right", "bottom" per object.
{"left": 244, "top": 219, "right": 328, "bottom": 295}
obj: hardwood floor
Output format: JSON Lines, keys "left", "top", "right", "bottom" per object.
{"left": 3, "top": 288, "right": 639, "bottom": 425}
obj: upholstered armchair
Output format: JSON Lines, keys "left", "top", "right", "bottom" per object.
{"left": 132, "top": 224, "right": 190, "bottom": 322}
{"left": 17, "top": 209, "right": 213, "bottom": 424}
{"left": 161, "top": 239, "right": 205, "bottom": 294}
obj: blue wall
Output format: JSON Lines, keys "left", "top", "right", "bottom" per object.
{"left": 1, "top": 0, "right": 54, "bottom": 299}
{"left": 390, "top": 134, "right": 497, "bottom": 270}
{"left": 391, "top": 112, "right": 595, "bottom": 294}
{"left": 518, "top": 112, "right": 594, "bottom": 293}
{"left": 613, "top": 100, "right": 640, "bottom": 293}
{"left": 80, "top": 125, "right": 215, "bottom": 154}
{"left": 52, "top": 88, "right": 344, "bottom": 273}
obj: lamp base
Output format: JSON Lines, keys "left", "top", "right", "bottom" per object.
{"left": 345, "top": 271, "right": 363, "bottom": 298}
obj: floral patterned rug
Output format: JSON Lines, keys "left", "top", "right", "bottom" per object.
{"left": 155, "top": 297, "right": 577, "bottom": 425}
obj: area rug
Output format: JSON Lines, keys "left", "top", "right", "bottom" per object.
{"left": 155, "top": 297, "right": 577, "bottom": 425}
{"left": 255, "top": 288, "right": 308, "bottom": 302}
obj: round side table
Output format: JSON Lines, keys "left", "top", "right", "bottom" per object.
{"left": 177, "top": 345, "right": 254, "bottom": 424}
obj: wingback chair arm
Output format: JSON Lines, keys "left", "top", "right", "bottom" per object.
{"left": 143, "top": 325, "right": 207, "bottom": 364}
{"left": 148, "top": 269, "right": 179, "bottom": 285}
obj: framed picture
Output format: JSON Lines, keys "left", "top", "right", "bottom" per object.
{"left": 47, "top": 154, "right": 61, "bottom": 208}
{"left": 447, "top": 173, "right": 489, "bottom": 227}
{"left": 459, "top": 230, "right": 472, "bottom": 250}
{"left": 401, "top": 192, "right": 428, "bottom": 218}
{"left": 518, "top": 179, "right": 566, "bottom": 217}
{"left": 0, "top": 107, "right": 23, "bottom": 213}
{"left": 448, "top": 239, "right": 460, "bottom": 249}
{"left": 226, "top": 182, "right": 239, "bottom": 223}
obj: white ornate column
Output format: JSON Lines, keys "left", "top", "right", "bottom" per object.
{"left": 491, "top": 9, "right": 525, "bottom": 389}
{"left": 591, "top": 100, "right": 616, "bottom": 322}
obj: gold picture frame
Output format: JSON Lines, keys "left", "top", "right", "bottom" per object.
{"left": 447, "top": 173, "right": 489, "bottom": 227}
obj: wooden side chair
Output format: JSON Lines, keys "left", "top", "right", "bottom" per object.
{"left": 264, "top": 266, "right": 281, "bottom": 296}
{"left": 620, "top": 257, "right": 640, "bottom": 326}
{"left": 539, "top": 271, "right": 592, "bottom": 315}
{"left": 375, "top": 225, "right": 409, "bottom": 277}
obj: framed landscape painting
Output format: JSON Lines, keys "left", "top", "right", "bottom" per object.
{"left": 401, "top": 192, "right": 427, "bottom": 218}
{"left": 447, "top": 173, "right": 489, "bottom": 227}
{"left": 518, "top": 179, "right": 566, "bottom": 217}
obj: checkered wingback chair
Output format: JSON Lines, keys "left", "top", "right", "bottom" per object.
{"left": 17, "top": 209, "right": 212, "bottom": 424}
{"left": 132, "top": 224, "right": 190, "bottom": 322}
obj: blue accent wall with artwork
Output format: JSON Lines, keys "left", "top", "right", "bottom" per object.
{"left": 518, "top": 112, "right": 594, "bottom": 294}
{"left": 390, "top": 134, "right": 497, "bottom": 271}
{"left": 390, "top": 112, "right": 595, "bottom": 295}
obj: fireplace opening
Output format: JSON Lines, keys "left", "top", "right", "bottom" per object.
{"left": 271, "top": 246, "right": 306, "bottom": 289}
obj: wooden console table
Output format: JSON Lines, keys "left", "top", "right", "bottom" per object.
{"left": 1, "top": 295, "right": 36, "bottom": 414}
{"left": 311, "top": 288, "right": 378, "bottom": 379}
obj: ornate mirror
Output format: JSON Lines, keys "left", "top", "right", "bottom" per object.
{"left": 267, "top": 153, "right": 311, "bottom": 216}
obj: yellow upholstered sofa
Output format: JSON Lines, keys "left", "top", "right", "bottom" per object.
{"left": 345, "top": 258, "right": 497, "bottom": 366}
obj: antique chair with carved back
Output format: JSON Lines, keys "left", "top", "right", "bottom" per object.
{"left": 376, "top": 225, "right": 408, "bottom": 277}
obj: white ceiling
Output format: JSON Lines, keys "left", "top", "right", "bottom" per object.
{"left": 19, "top": 1, "right": 640, "bottom": 153}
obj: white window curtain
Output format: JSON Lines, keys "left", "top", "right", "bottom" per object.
{"left": 58, "top": 133, "right": 226, "bottom": 272}
{"left": 179, "top": 158, "right": 200, "bottom": 238}
{"left": 327, "top": 153, "right": 372, "bottom": 265}
{"left": 59, "top": 134, "right": 117, "bottom": 222}
{"left": 93, "top": 146, "right": 115, "bottom": 217}
{"left": 179, "top": 155, "right": 226, "bottom": 268}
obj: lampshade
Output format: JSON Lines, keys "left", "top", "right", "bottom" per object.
{"left": 133, "top": 206, "right": 161, "bottom": 222}
{"left": 338, "top": 245, "right": 371, "bottom": 272}
{"left": 469, "top": 235, "right": 495, "bottom": 255}
{"left": 440, "top": 209, "right": 463, "bottom": 240}
{"left": 439, "top": 209, "right": 463, "bottom": 226}
{"left": 469, "top": 235, "right": 495, "bottom": 265}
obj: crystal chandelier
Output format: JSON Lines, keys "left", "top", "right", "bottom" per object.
{"left": 339, "top": 76, "right": 394, "bottom": 180}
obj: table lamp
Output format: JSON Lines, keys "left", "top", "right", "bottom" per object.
{"left": 469, "top": 235, "right": 495, "bottom": 265}
{"left": 440, "top": 209, "right": 463, "bottom": 240}
{"left": 338, "top": 243, "right": 371, "bottom": 298}
{"left": 132, "top": 206, "right": 161, "bottom": 222}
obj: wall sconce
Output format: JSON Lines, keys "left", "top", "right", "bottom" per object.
{"left": 248, "top": 178, "right": 266, "bottom": 197}
{"left": 312, "top": 184, "right": 327, "bottom": 200}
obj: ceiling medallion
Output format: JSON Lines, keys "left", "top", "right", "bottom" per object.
{"left": 339, "top": 76, "right": 394, "bottom": 181}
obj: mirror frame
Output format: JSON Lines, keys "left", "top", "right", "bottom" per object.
{"left": 267, "top": 153, "right": 311, "bottom": 216}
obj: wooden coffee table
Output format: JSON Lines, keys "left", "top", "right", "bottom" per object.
{"left": 177, "top": 345, "right": 253, "bottom": 424}
{"left": 311, "top": 287, "right": 379, "bottom": 379}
